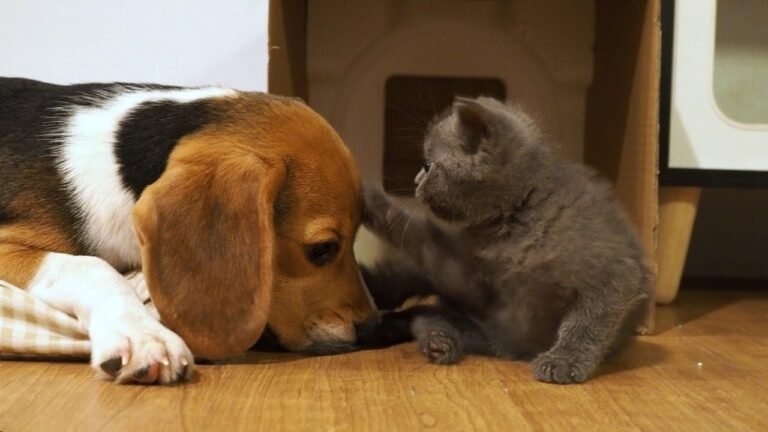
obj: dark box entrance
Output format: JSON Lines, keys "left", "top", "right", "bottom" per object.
{"left": 383, "top": 75, "right": 506, "bottom": 196}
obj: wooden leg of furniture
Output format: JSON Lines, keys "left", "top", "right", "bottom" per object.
{"left": 655, "top": 187, "right": 702, "bottom": 304}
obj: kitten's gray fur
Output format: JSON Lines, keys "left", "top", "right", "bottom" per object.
{"left": 362, "top": 96, "right": 650, "bottom": 384}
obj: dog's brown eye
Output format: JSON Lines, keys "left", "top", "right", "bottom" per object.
{"left": 423, "top": 160, "right": 432, "bottom": 173}
{"left": 306, "top": 241, "right": 340, "bottom": 266}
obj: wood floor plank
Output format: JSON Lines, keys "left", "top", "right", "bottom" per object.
{"left": 1, "top": 289, "right": 767, "bottom": 431}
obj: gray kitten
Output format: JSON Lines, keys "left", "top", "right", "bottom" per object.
{"left": 360, "top": 96, "right": 650, "bottom": 384}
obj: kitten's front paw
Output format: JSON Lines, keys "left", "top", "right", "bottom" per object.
{"left": 418, "top": 330, "right": 462, "bottom": 365}
{"left": 362, "top": 185, "right": 396, "bottom": 234}
{"left": 531, "top": 350, "right": 595, "bottom": 384}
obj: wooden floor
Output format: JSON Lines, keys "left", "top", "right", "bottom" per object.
{"left": 1, "top": 289, "right": 767, "bottom": 432}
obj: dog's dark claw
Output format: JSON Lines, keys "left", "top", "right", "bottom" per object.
{"left": 133, "top": 366, "right": 150, "bottom": 380}
{"left": 99, "top": 357, "right": 123, "bottom": 377}
{"left": 176, "top": 364, "right": 189, "bottom": 382}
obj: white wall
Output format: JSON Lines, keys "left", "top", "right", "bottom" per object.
{"left": 0, "top": 0, "right": 269, "bottom": 90}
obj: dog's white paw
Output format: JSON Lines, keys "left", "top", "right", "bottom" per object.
{"left": 89, "top": 306, "right": 194, "bottom": 385}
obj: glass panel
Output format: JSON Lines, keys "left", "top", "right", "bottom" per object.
{"left": 713, "top": 0, "right": 768, "bottom": 124}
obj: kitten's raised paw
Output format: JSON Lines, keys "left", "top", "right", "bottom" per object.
{"left": 531, "top": 351, "right": 594, "bottom": 384}
{"left": 419, "top": 330, "right": 462, "bottom": 365}
{"left": 362, "top": 185, "right": 393, "bottom": 231}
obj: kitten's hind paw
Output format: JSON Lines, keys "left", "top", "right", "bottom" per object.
{"left": 419, "top": 330, "right": 462, "bottom": 365}
{"left": 531, "top": 351, "right": 595, "bottom": 384}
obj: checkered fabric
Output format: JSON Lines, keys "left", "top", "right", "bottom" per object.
{"left": 0, "top": 272, "right": 152, "bottom": 358}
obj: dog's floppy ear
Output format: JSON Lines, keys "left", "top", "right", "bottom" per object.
{"left": 132, "top": 149, "right": 285, "bottom": 359}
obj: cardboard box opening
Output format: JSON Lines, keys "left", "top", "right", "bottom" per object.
{"left": 269, "top": 0, "right": 659, "bottom": 331}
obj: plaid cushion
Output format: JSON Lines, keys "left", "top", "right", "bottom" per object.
{"left": 0, "top": 272, "right": 153, "bottom": 358}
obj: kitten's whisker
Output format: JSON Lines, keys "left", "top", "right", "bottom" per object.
{"left": 395, "top": 126, "right": 426, "bottom": 132}
{"left": 393, "top": 132, "right": 423, "bottom": 137}
{"left": 388, "top": 208, "right": 410, "bottom": 231}
{"left": 387, "top": 106, "right": 423, "bottom": 123}
{"left": 428, "top": 87, "right": 438, "bottom": 119}
{"left": 399, "top": 212, "right": 415, "bottom": 250}
{"left": 398, "top": 198, "right": 421, "bottom": 212}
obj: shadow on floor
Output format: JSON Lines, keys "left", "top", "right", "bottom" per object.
{"left": 597, "top": 339, "right": 669, "bottom": 379}
{"left": 653, "top": 285, "right": 768, "bottom": 334}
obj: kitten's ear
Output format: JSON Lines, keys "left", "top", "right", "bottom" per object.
{"left": 453, "top": 97, "right": 490, "bottom": 154}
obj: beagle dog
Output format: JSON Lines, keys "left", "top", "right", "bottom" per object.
{"left": 0, "top": 78, "right": 377, "bottom": 384}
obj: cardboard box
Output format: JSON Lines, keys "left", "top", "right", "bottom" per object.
{"left": 268, "top": 0, "right": 660, "bottom": 332}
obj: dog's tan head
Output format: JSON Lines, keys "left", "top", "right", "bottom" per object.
{"left": 131, "top": 94, "right": 376, "bottom": 358}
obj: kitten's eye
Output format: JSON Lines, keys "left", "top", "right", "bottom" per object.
{"left": 423, "top": 160, "right": 432, "bottom": 173}
{"left": 305, "top": 241, "right": 340, "bottom": 266}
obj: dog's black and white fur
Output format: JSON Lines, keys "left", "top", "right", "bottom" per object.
{"left": 0, "top": 78, "right": 378, "bottom": 384}
{"left": 1, "top": 78, "right": 234, "bottom": 382}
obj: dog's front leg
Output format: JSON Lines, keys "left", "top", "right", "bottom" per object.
{"left": 27, "top": 252, "right": 194, "bottom": 384}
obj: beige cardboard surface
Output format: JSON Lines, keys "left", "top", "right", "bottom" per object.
{"left": 271, "top": 0, "right": 661, "bottom": 331}
{"left": 585, "top": 0, "right": 660, "bottom": 331}
{"left": 268, "top": 0, "right": 307, "bottom": 99}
